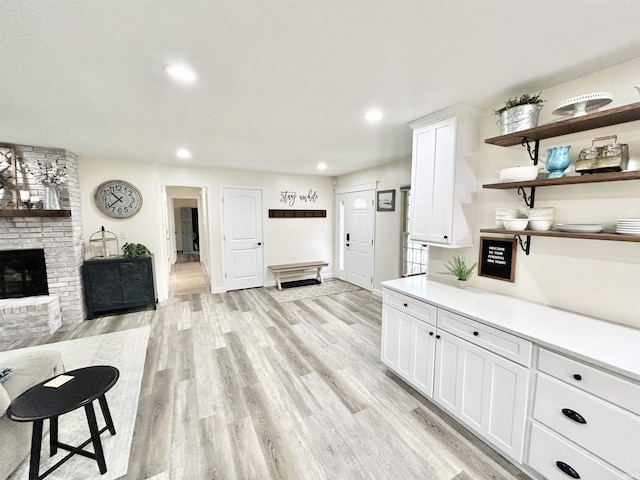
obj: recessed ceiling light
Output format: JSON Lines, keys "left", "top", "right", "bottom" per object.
{"left": 317, "top": 162, "right": 327, "bottom": 171}
{"left": 164, "top": 64, "right": 197, "bottom": 83}
{"left": 364, "top": 108, "right": 384, "bottom": 123}
{"left": 176, "top": 148, "right": 191, "bottom": 159}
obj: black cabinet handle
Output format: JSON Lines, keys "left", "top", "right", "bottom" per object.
{"left": 435, "top": 334, "right": 441, "bottom": 339}
{"left": 573, "top": 374, "right": 582, "bottom": 381}
{"left": 473, "top": 331, "right": 479, "bottom": 336}
{"left": 562, "top": 408, "right": 587, "bottom": 424}
{"left": 429, "top": 331, "right": 434, "bottom": 336}
{"left": 443, "top": 235, "right": 448, "bottom": 239}
{"left": 403, "top": 303, "right": 408, "bottom": 307}
{"left": 556, "top": 461, "right": 580, "bottom": 479}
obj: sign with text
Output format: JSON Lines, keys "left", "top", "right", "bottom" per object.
{"left": 478, "top": 237, "right": 516, "bottom": 282}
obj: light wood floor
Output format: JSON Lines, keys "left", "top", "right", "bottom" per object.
{"left": 2, "top": 266, "right": 531, "bottom": 480}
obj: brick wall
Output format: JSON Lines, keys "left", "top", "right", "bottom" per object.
{"left": 0, "top": 145, "right": 85, "bottom": 337}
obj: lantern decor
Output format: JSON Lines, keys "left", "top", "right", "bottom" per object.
{"left": 89, "top": 226, "right": 119, "bottom": 259}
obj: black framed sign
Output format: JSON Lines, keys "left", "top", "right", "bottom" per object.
{"left": 376, "top": 189, "right": 395, "bottom": 212}
{"left": 478, "top": 237, "right": 517, "bottom": 282}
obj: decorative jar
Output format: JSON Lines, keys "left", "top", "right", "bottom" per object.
{"left": 546, "top": 146, "right": 571, "bottom": 178}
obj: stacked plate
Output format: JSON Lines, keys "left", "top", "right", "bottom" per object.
{"left": 616, "top": 219, "right": 640, "bottom": 236}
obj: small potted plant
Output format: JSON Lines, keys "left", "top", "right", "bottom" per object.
{"left": 494, "top": 93, "right": 545, "bottom": 135}
{"left": 121, "top": 242, "right": 151, "bottom": 258}
{"left": 439, "top": 255, "right": 477, "bottom": 289}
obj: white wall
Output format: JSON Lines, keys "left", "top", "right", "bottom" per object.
{"left": 337, "top": 160, "right": 412, "bottom": 294}
{"left": 431, "top": 57, "right": 640, "bottom": 329}
{"left": 78, "top": 161, "right": 335, "bottom": 300}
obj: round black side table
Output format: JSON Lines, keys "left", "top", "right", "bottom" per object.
{"left": 7, "top": 365, "right": 120, "bottom": 480}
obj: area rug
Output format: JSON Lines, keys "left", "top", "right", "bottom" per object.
{"left": 4, "top": 326, "right": 149, "bottom": 480}
{"left": 267, "top": 279, "right": 361, "bottom": 303}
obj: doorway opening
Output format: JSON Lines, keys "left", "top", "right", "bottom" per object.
{"left": 162, "top": 185, "right": 211, "bottom": 299}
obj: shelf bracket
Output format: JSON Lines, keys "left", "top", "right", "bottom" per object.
{"left": 515, "top": 234, "right": 531, "bottom": 255}
{"left": 517, "top": 186, "right": 536, "bottom": 208}
{"left": 521, "top": 137, "right": 540, "bottom": 165}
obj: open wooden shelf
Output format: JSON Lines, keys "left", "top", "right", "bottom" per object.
{"left": 0, "top": 209, "right": 71, "bottom": 218}
{"left": 485, "top": 102, "right": 640, "bottom": 147}
{"left": 480, "top": 228, "right": 640, "bottom": 243}
{"left": 483, "top": 170, "right": 640, "bottom": 189}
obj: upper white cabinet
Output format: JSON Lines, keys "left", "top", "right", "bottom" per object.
{"left": 408, "top": 104, "right": 482, "bottom": 247}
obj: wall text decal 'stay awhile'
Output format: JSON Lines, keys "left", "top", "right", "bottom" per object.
{"left": 280, "top": 189, "right": 318, "bottom": 206}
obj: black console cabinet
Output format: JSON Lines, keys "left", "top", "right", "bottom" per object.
{"left": 83, "top": 256, "right": 156, "bottom": 319}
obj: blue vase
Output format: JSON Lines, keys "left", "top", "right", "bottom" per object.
{"left": 546, "top": 146, "right": 571, "bottom": 178}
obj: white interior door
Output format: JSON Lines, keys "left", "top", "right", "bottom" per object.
{"left": 345, "top": 190, "right": 374, "bottom": 290}
{"left": 222, "top": 188, "right": 264, "bottom": 290}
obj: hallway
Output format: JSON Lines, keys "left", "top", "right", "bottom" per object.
{"left": 169, "top": 254, "right": 209, "bottom": 297}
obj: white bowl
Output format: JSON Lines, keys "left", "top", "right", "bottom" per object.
{"left": 528, "top": 219, "right": 553, "bottom": 231}
{"left": 498, "top": 166, "right": 541, "bottom": 182}
{"left": 502, "top": 218, "right": 529, "bottom": 231}
{"left": 521, "top": 207, "right": 555, "bottom": 217}
{"left": 495, "top": 208, "right": 519, "bottom": 215}
{"left": 495, "top": 218, "right": 504, "bottom": 229}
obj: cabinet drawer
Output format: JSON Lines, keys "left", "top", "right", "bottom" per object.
{"left": 538, "top": 348, "right": 640, "bottom": 415}
{"left": 533, "top": 372, "right": 640, "bottom": 475}
{"left": 383, "top": 289, "right": 436, "bottom": 326}
{"left": 528, "top": 422, "right": 627, "bottom": 480}
{"left": 437, "top": 309, "right": 532, "bottom": 367}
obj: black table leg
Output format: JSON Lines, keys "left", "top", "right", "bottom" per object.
{"left": 98, "top": 394, "right": 116, "bottom": 435}
{"left": 29, "top": 419, "right": 43, "bottom": 480}
{"left": 84, "top": 402, "right": 107, "bottom": 474}
{"left": 50, "top": 415, "right": 58, "bottom": 456}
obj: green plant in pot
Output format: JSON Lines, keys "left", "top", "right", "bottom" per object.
{"left": 439, "top": 255, "right": 477, "bottom": 288}
{"left": 122, "top": 242, "right": 151, "bottom": 258}
{"left": 494, "top": 92, "right": 545, "bottom": 135}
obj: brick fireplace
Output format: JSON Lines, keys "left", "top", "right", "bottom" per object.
{"left": 0, "top": 145, "right": 84, "bottom": 341}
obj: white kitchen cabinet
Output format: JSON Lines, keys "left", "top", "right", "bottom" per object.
{"left": 381, "top": 276, "right": 640, "bottom": 480}
{"left": 382, "top": 287, "right": 530, "bottom": 463}
{"left": 528, "top": 347, "right": 640, "bottom": 479}
{"left": 381, "top": 291, "right": 437, "bottom": 399}
{"left": 434, "top": 329, "right": 529, "bottom": 462}
{"left": 408, "top": 104, "right": 481, "bottom": 247}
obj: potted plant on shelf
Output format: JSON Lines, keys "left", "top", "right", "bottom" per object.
{"left": 440, "top": 255, "right": 477, "bottom": 289}
{"left": 494, "top": 93, "right": 545, "bottom": 135}
{"left": 121, "top": 242, "right": 151, "bottom": 258}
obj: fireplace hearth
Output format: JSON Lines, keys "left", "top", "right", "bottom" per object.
{"left": 0, "top": 249, "right": 49, "bottom": 299}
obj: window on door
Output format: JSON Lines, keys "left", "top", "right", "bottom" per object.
{"left": 401, "top": 188, "right": 428, "bottom": 277}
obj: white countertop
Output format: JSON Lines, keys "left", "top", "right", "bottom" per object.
{"left": 382, "top": 276, "right": 640, "bottom": 382}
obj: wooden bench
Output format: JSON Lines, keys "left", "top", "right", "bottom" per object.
{"left": 268, "top": 261, "right": 329, "bottom": 290}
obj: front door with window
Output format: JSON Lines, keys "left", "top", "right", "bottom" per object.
{"left": 336, "top": 190, "right": 374, "bottom": 290}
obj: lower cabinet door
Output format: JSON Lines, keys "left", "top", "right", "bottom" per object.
{"left": 410, "top": 317, "right": 436, "bottom": 398}
{"left": 381, "top": 305, "right": 436, "bottom": 398}
{"left": 381, "top": 306, "right": 399, "bottom": 369}
{"left": 434, "top": 330, "right": 529, "bottom": 462}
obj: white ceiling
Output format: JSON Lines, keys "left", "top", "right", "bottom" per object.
{"left": 1, "top": 1, "right": 640, "bottom": 177}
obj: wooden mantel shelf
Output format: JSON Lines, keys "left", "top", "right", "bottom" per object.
{"left": 0, "top": 209, "right": 71, "bottom": 218}
{"left": 485, "top": 102, "right": 640, "bottom": 147}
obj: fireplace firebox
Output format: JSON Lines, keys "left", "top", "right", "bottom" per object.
{"left": 0, "top": 249, "right": 49, "bottom": 299}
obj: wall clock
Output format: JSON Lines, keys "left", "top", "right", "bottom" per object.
{"left": 94, "top": 180, "right": 143, "bottom": 218}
